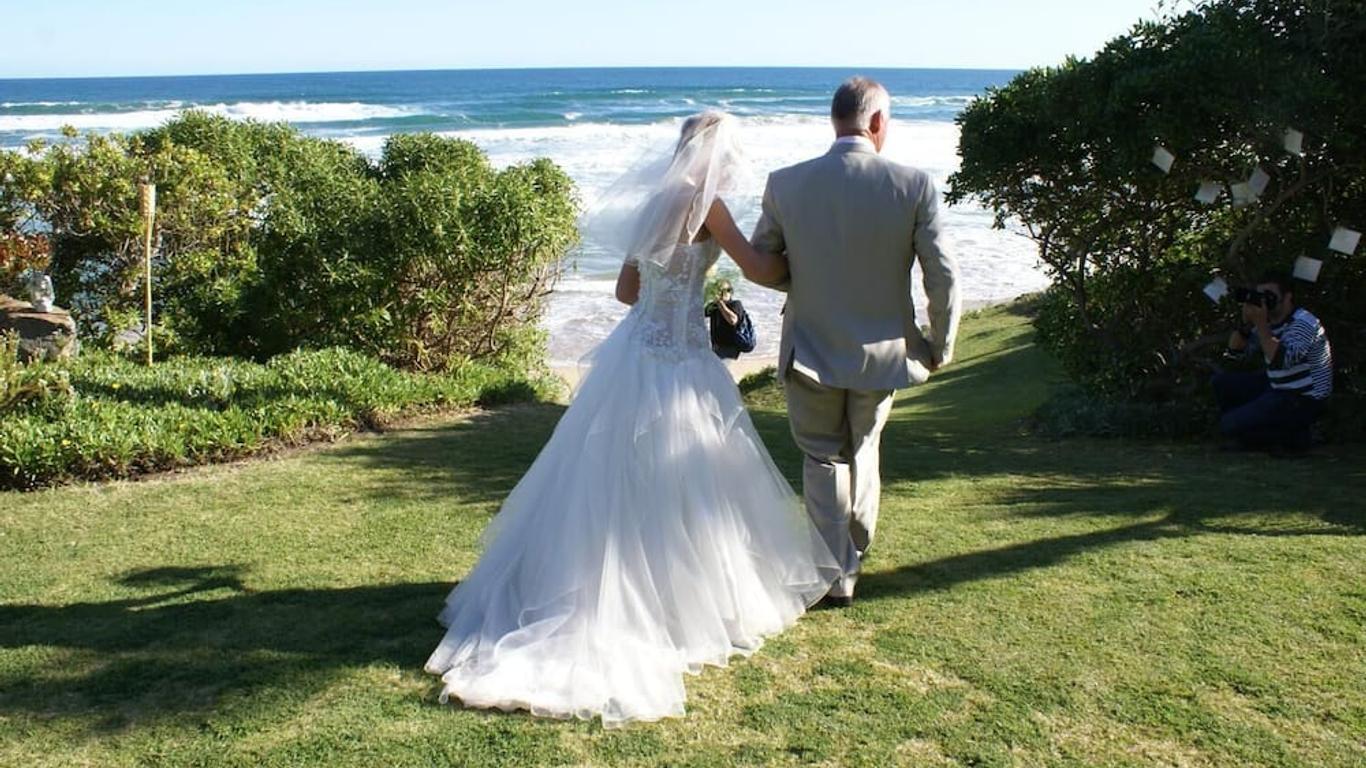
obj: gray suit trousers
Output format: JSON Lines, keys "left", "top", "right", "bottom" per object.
{"left": 785, "top": 368, "right": 894, "bottom": 598}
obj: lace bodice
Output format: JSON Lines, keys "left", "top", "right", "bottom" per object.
{"left": 630, "top": 241, "right": 720, "bottom": 359}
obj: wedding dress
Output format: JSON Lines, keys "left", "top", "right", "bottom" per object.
{"left": 424, "top": 232, "right": 841, "bottom": 726}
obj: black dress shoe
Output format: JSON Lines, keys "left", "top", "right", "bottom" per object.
{"left": 816, "top": 594, "right": 853, "bottom": 610}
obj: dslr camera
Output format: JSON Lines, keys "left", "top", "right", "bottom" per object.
{"left": 1233, "top": 287, "right": 1279, "bottom": 309}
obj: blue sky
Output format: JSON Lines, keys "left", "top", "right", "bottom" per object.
{"left": 1, "top": 0, "right": 1161, "bottom": 78}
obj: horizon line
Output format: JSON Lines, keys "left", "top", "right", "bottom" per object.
{"left": 0, "top": 63, "right": 1031, "bottom": 83}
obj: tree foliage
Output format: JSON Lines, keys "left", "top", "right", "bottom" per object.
{"left": 0, "top": 113, "right": 579, "bottom": 371}
{"left": 0, "top": 233, "right": 50, "bottom": 294}
{"left": 949, "top": 0, "right": 1365, "bottom": 428}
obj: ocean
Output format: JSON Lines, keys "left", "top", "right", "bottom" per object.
{"left": 0, "top": 68, "right": 1047, "bottom": 363}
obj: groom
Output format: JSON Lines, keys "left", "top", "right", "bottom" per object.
{"left": 752, "top": 77, "right": 961, "bottom": 607}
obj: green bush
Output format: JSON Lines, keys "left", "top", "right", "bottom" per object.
{"left": 0, "top": 347, "right": 554, "bottom": 490}
{"left": 0, "top": 233, "right": 51, "bottom": 295}
{"left": 0, "top": 114, "right": 579, "bottom": 372}
{"left": 371, "top": 135, "right": 578, "bottom": 370}
{"left": 949, "top": 0, "right": 1366, "bottom": 433}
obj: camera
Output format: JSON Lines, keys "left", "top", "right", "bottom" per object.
{"left": 1233, "top": 287, "right": 1279, "bottom": 309}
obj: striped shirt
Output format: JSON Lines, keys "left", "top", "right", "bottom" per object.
{"left": 1251, "top": 307, "right": 1333, "bottom": 399}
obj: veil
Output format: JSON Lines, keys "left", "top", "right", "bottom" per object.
{"left": 579, "top": 111, "right": 747, "bottom": 269}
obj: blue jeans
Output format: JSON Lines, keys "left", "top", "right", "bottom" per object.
{"left": 1212, "top": 371, "right": 1324, "bottom": 450}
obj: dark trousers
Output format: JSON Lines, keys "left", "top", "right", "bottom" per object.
{"left": 1212, "top": 371, "right": 1324, "bottom": 451}
{"left": 711, "top": 343, "right": 740, "bottom": 360}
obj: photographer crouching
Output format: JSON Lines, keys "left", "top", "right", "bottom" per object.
{"left": 1213, "top": 271, "right": 1333, "bottom": 452}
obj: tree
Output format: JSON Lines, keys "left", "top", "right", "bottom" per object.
{"left": 949, "top": 0, "right": 1365, "bottom": 432}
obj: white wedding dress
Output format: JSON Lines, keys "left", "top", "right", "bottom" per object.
{"left": 424, "top": 238, "right": 841, "bottom": 727}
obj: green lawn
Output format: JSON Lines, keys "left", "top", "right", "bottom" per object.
{"left": 2, "top": 304, "right": 1363, "bottom": 767}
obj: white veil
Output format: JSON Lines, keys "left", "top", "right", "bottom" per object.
{"left": 579, "top": 111, "right": 747, "bottom": 269}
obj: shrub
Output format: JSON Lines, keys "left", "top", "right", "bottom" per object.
{"left": 0, "top": 347, "right": 553, "bottom": 490}
{"left": 949, "top": 0, "right": 1366, "bottom": 434}
{"left": 0, "top": 234, "right": 51, "bottom": 296}
{"left": 370, "top": 135, "right": 578, "bottom": 370}
{"left": 0, "top": 151, "right": 54, "bottom": 294}
{"left": 0, "top": 114, "right": 579, "bottom": 371}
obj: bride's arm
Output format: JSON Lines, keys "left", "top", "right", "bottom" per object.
{"left": 705, "top": 198, "right": 788, "bottom": 286}
{"left": 615, "top": 262, "right": 640, "bottom": 305}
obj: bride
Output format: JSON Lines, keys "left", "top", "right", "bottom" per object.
{"left": 424, "top": 111, "right": 840, "bottom": 727}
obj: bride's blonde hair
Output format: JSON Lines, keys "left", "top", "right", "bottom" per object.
{"left": 676, "top": 111, "right": 727, "bottom": 155}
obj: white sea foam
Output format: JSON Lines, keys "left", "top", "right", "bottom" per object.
{"left": 717, "top": 95, "right": 827, "bottom": 107}
{"left": 0, "top": 101, "right": 87, "bottom": 108}
{"left": 207, "top": 101, "right": 412, "bottom": 123}
{"left": 0, "top": 108, "right": 183, "bottom": 132}
{"left": 344, "top": 134, "right": 391, "bottom": 156}
{"left": 892, "top": 95, "right": 977, "bottom": 109}
{"left": 0, "top": 101, "right": 412, "bottom": 132}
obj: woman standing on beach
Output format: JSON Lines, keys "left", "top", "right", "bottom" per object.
{"left": 704, "top": 278, "right": 757, "bottom": 360}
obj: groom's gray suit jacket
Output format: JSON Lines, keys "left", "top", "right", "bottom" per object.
{"left": 752, "top": 140, "right": 960, "bottom": 390}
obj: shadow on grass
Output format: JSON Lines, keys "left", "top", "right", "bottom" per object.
{"left": 858, "top": 507, "right": 1364, "bottom": 605}
{"left": 858, "top": 515, "right": 1185, "bottom": 601}
{"left": 0, "top": 565, "right": 457, "bottom": 731}
{"left": 317, "top": 403, "right": 568, "bottom": 505}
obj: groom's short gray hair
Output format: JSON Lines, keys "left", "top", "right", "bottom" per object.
{"left": 831, "top": 77, "right": 890, "bottom": 131}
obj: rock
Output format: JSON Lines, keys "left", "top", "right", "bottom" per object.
{"left": 0, "top": 293, "right": 80, "bottom": 362}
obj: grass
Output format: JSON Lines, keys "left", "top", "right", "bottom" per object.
{"left": 0, "top": 346, "right": 551, "bottom": 490}
{"left": 1, "top": 302, "right": 1363, "bottom": 767}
